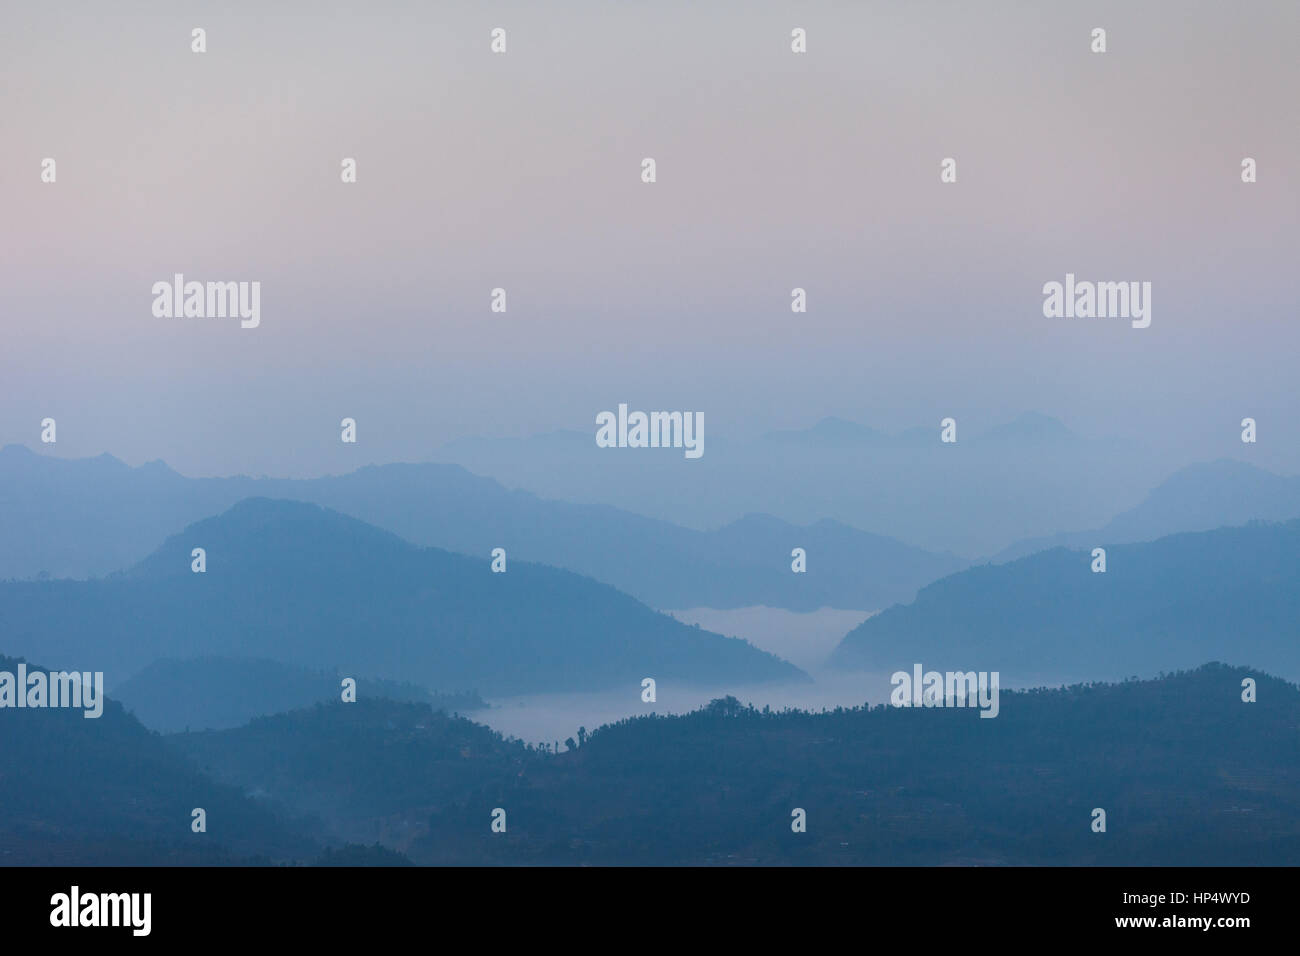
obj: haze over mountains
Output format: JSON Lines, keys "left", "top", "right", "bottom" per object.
{"left": 5, "top": 0, "right": 1294, "bottom": 879}
{"left": 7, "top": 661, "right": 1297, "bottom": 865}
{"left": 435, "top": 412, "right": 1207, "bottom": 555}
{"left": 401, "top": 664, "right": 1300, "bottom": 866}
{"left": 993, "top": 458, "right": 1300, "bottom": 562}
{"left": 6, "top": 422, "right": 1297, "bottom": 612}
{"left": 0, "top": 442, "right": 961, "bottom": 611}
{"left": 5, "top": 434, "right": 1298, "bottom": 866}
{"left": 0, "top": 498, "right": 802, "bottom": 696}
{"left": 5, "top": 421, "right": 1298, "bottom": 731}
{"left": 831, "top": 520, "right": 1300, "bottom": 684}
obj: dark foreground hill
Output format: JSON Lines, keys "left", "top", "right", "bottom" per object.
{"left": 831, "top": 520, "right": 1300, "bottom": 683}
{"left": 170, "top": 664, "right": 1300, "bottom": 865}
{"left": 174, "top": 699, "right": 538, "bottom": 854}
{"left": 0, "top": 654, "right": 317, "bottom": 865}
{"left": 0, "top": 498, "right": 802, "bottom": 696}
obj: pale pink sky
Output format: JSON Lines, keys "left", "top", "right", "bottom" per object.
{"left": 1, "top": 0, "right": 1296, "bottom": 475}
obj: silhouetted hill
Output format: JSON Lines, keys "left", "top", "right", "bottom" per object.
{"left": 0, "top": 499, "right": 803, "bottom": 695}
{"left": 763, "top": 417, "right": 893, "bottom": 447}
{"left": 312, "top": 843, "right": 415, "bottom": 866}
{"left": 172, "top": 698, "right": 537, "bottom": 853}
{"left": 0, "top": 445, "right": 961, "bottom": 610}
{"left": 994, "top": 459, "right": 1300, "bottom": 562}
{"left": 431, "top": 413, "right": 1164, "bottom": 555}
{"left": 112, "top": 657, "right": 486, "bottom": 733}
{"left": 168, "top": 665, "right": 1300, "bottom": 865}
{"left": 0, "top": 653, "right": 316, "bottom": 865}
{"left": 976, "top": 411, "right": 1075, "bottom": 444}
{"left": 668, "top": 514, "right": 963, "bottom": 610}
{"left": 0, "top": 444, "right": 196, "bottom": 580}
{"left": 831, "top": 521, "right": 1300, "bottom": 682}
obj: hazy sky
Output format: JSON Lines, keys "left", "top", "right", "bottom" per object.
{"left": 2, "top": 0, "right": 1296, "bottom": 477}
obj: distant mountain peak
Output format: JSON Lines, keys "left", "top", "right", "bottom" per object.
{"left": 808, "top": 416, "right": 875, "bottom": 436}
{"left": 763, "top": 417, "right": 882, "bottom": 445}
{"left": 138, "top": 458, "right": 180, "bottom": 475}
{"left": 0, "top": 445, "right": 137, "bottom": 472}
{"left": 123, "top": 496, "right": 417, "bottom": 581}
{"left": 721, "top": 512, "right": 793, "bottom": 531}
{"left": 182, "top": 496, "right": 409, "bottom": 540}
{"left": 977, "top": 412, "right": 1074, "bottom": 443}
